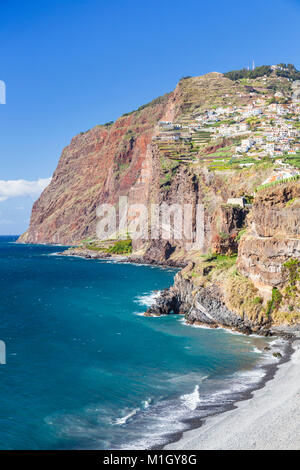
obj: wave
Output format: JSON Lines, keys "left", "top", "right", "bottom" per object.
{"left": 134, "top": 291, "right": 161, "bottom": 308}
{"left": 46, "top": 354, "right": 276, "bottom": 451}
{"left": 178, "top": 317, "right": 217, "bottom": 330}
{"left": 44, "top": 321, "right": 286, "bottom": 451}
{"left": 116, "top": 348, "right": 283, "bottom": 450}
{"left": 142, "top": 398, "right": 152, "bottom": 409}
{"left": 115, "top": 408, "right": 140, "bottom": 425}
{"left": 181, "top": 385, "right": 200, "bottom": 411}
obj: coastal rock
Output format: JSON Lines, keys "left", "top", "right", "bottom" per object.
{"left": 145, "top": 263, "right": 267, "bottom": 334}
{"left": 59, "top": 247, "right": 112, "bottom": 259}
{"left": 238, "top": 182, "right": 300, "bottom": 290}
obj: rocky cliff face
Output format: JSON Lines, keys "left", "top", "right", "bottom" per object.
{"left": 145, "top": 261, "right": 271, "bottom": 335}
{"left": 19, "top": 70, "right": 300, "bottom": 330}
{"left": 18, "top": 96, "right": 170, "bottom": 244}
{"left": 147, "top": 181, "right": 300, "bottom": 333}
{"left": 19, "top": 72, "right": 277, "bottom": 248}
{"left": 238, "top": 183, "right": 300, "bottom": 293}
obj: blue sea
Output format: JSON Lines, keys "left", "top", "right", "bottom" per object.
{"left": 0, "top": 236, "right": 280, "bottom": 449}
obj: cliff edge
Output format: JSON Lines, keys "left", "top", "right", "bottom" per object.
{"left": 19, "top": 65, "right": 300, "bottom": 331}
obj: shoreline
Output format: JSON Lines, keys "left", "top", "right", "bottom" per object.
{"left": 13, "top": 241, "right": 300, "bottom": 449}
{"left": 59, "top": 250, "right": 185, "bottom": 268}
{"left": 163, "top": 338, "right": 300, "bottom": 450}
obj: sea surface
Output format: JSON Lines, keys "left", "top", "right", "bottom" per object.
{"left": 0, "top": 236, "right": 282, "bottom": 449}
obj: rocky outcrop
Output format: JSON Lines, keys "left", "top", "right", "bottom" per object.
{"left": 238, "top": 182, "right": 300, "bottom": 292}
{"left": 145, "top": 263, "right": 270, "bottom": 334}
{"left": 211, "top": 204, "right": 248, "bottom": 254}
{"left": 59, "top": 247, "right": 112, "bottom": 259}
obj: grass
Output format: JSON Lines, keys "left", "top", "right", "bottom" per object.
{"left": 86, "top": 239, "right": 133, "bottom": 255}
{"left": 198, "top": 253, "right": 238, "bottom": 273}
{"left": 283, "top": 152, "right": 300, "bottom": 169}
{"left": 225, "top": 271, "right": 266, "bottom": 322}
{"left": 159, "top": 156, "right": 179, "bottom": 187}
{"left": 266, "top": 259, "right": 300, "bottom": 324}
{"left": 236, "top": 228, "right": 247, "bottom": 241}
{"left": 188, "top": 253, "right": 266, "bottom": 323}
{"left": 107, "top": 239, "right": 132, "bottom": 254}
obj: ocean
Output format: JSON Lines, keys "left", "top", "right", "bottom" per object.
{"left": 0, "top": 236, "right": 282, "bottom": 449}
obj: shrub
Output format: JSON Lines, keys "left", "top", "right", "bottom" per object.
{"left": 236, "top": 228, "right": 247, "bottom": 241}
{"left": 283, "top": 258, "right": 300, "bottom": 285}
{"left": 86, "top": 243, "right": 104, "bottom": 252}
{"left": 265, "top": 287, "right": 283, "bottom": 317}
{"left": 272, "top": 287, "right": 282, "bottom": 309}
{"left": 108, "top": 239, "right": 132, "bottom": 254}
{"left": 224, "top": 65, "right": 272, "bottom": 81}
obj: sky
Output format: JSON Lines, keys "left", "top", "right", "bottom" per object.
{"left": 0, "top": 0, "right": 299, "bottom": 235}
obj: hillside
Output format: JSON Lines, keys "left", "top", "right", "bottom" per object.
{"left": 19, "top": 65, "right": 300, "bottom": 331}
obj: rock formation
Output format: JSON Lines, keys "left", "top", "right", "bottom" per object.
{"left": 19, "top": 67, "right": 300, "bottom": 332}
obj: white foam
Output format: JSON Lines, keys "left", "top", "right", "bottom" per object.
{"left": 134, "top": 291, "right": 161, "bottom": 308}
{"left": 179, "top": 317, "right": 216, "bottom": 330}
{"left": 142, "top": 398, "right": 152, "bottom": 409}
{"left": 115, "top": 408, "right": 139, "bottom": 425}
{"left": 181, "top": 385, "right": 200, "bottom": 411}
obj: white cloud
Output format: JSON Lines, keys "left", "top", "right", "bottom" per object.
{"left": 0, "top": 177, "right": 51, "bottom": 202}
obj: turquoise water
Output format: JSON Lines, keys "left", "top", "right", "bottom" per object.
{"left": 0, "top": 236, "right": 271, "bottom": 449}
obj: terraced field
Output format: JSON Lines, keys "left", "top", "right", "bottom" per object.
{"left": 284, "top": 152, "right": 300, "bottom": 168}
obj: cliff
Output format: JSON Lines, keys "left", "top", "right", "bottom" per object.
{"left": 147, "top": 180, "right": 300, "bottom": 334}
{"left": 19, "top": 70, "right": 286, "bottom": 246}
{"left": 18, "top": 95, "right": 170, "bottom": 244}
{"left": 19, "top": 67, "right": 300, "bottom": 331}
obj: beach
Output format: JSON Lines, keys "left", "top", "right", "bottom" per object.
{"left": 165, "top": 339, "right": 300, "bottom": 450}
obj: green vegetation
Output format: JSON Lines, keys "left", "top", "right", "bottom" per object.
{"left": 200, "top": 253, "right": 237, "bottom": 270}
{"left": 265, "top": 259, "right": 300, "bottom": 323}
{"left": 224, "top": 63, "right": 300, "bottom": 81}
{"left": 224, "top": 65, "right": 272, "bottom": 81}
{"left": 282, "top": 259, "right": 300, "bottom": 297}
{"left": 253, "top": 296, "right": 263, "bottom": 305}
{"left": 107, "top": 239, "right": 132, "bottom": 254}
{"left": 208, "top": 155, "right": 258, "bottom": 171}
{"left": 245, "top": 116, "right": 261, "bottom": 130}
{"left": 236, "top": 228, "right": 247, "bottom": 241}
{"left": 86, "top": 238, "right": 133, "bottom": 255}
{"left": 159, "top": 156, "right": 179, "bottom": 188}
{"left": 283, "top": 152, "right": 300, "bottom": 169}
{"left": 115, "top": 161, "right": 130, "bottom": 179}
{"left": 266, "top": 96, "right": 290, "bottom": 105}
{"left": 265, "top": 288, "right": 283, "bottom": 318}
{"left": 86, "top": 243, "right": 104, "bottom": 252}
{"left": 275, "top": 63, "right": 300, "bottom": 80}
{"left": 225, "top": 270, "right": 265, "bottom": 322}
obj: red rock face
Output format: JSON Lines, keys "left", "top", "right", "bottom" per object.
{"left": 19, "top": 73, "right": 251, "bottom": 247}
{"left": 18, "top": 101, "right": 169, "bottom": 244}
{"left": 19, "top": 73, "right": 278, "bottom": 261}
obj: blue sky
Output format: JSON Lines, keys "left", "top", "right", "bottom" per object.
{"left": 0, "top": 0, "right": 299, "bottom": 234}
